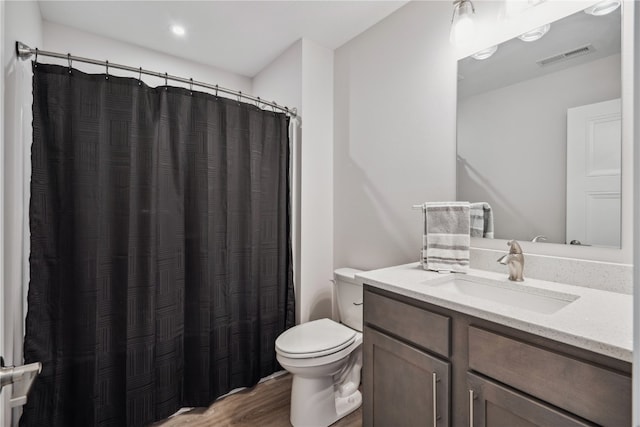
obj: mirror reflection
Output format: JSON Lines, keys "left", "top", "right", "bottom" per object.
{"left": 456, "top": 5, "right": 622, "bottom": 248}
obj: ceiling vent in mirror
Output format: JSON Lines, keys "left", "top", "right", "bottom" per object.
{"left": 536, "top": 44, "right": 595, "bottom": 67}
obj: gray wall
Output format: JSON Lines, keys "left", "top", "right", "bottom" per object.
{"left": 333, "top": 1, "right": 457, "bottom": 270}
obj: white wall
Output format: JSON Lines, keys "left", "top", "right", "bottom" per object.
{"left": 458, "top": 54, "right": 621, "bottom": 244}
{"left": 632, "top": 2, "right": 639, "bottom": 424}
{"left": 0, "top": 2, "right": 5, "bottom": 424}
{"left": 252, "top": 41, "right": 302, "bottom": 112}
{"left": 3, "top": 2, "right": 42, "bottom": 425}
{"left": 299, "top": 39, "right": 334, "bottom": 322}
{"left": 42, "top": 21, "right": 252, "bottom": 93}
{"left": 253, "top": 39, "right": 334, "bottom": 324}
{"left": 334, "top": 1, "right": 458, "bottom": 270}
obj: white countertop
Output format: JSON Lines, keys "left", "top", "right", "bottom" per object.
{"left": 355, "top": 263, "right": 633, "bottom": 363}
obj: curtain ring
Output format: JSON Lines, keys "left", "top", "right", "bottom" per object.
{"left": 189, "top": 78, "right": 193, "bottom": 94}
{"left": 272, "top": 101, "right": 278, "bottom": 113}
{"left": 164, "top": 72, "right": 168, "bottom": 90}
{"left": 138, "top": 67, "right": 142, "bottom": 86}
{"left": 215, "top": 84, "right": 219, "bottom": 97}
{"left": 237, "top": 91, "right": 242, "bottom": 103}
{"left": 34, "top": 48, "right": 38, "bottom": 67}
{"left": 105, "top": 60, "right": 109, "bottom": 80}
{"left": 67, "top": 53, "right": 72, "bottom": 74}
{"left": 256, "top": 96, "right": 261, "bottom": 108}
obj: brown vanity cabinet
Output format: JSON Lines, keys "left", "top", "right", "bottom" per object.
{"left": 362, "top": 285, "right": 631, "bottom": 427}
{"left": 363, "top": 290, "right": 451, "bottom": 427}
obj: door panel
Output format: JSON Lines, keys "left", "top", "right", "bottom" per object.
{"left": 364, "top": 327, "right": 450, "bottom": 427}
{"left": 468, "top": 372, "right": 594, "bottom": 427}
{"left": 566, "top": 98, "right": 621, "bottom": 247}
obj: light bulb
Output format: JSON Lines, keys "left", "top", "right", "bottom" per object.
{"left": 584, "top": 0, "right": 621, "bottom": 16}
{"left": 518, "top": 23, "right": 550, "bottom": 42}
{"left": 471, "top": 45, "right": 498, "bottom": 60}
{"left": 450, "top": 1, "right": 476, "bottom": 47}
{"left": 171, "top": 25, "right": 186, "bottom": 37}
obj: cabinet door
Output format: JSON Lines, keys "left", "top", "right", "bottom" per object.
{"left": 467, "top": 373, "right": 595, "bottom": 427}
{"left": 363, "top": 327, "right": 450, "bottom": 427}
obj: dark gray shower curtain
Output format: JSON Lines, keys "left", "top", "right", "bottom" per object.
{"left": 22, "top": 63, "right": 295, "bottom": 427}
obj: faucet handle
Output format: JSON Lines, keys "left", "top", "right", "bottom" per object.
{"left": 507, "top": 240, "right": 523, "bottom": 254}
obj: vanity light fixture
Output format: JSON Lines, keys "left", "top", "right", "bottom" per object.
{"left": 170, "top": 25, "right": 186, "bottom": 37}
{"left": 471, "top": 45, "right": 498, "bottom": 60}
{"left": 518, "top": 23, "right": 550, "bottom": 42}
{"left": 450, "top": 0, "right": 476, "bottom": 47}
{"left": 584, "top": 0, "right": 621, "bottom": 16}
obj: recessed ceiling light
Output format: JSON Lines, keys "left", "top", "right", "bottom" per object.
{"left": 171, "top": 25, "right": 186, "bottom": 37}
{"left": 584, "top": 0, "right": 621, "bottom": 16}
{"left": 518, "top": 23, "right": 550, "bottom": 42}
{"left": 471, "top": 45, "right": 498, "bottom": 60}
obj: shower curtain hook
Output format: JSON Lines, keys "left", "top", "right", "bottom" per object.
{"left": 34, "top": 48, "right": 38, "bottom": 67}
{"left": 105, "top": 60, "right": 109, "bottom": 80}
{"left": 138, "top": 67, "right": 142, "bottom": 86}
{"left": 189, "top": 78, "right": 193, "bottom": 94}
{"left": 256, "top": 96, "right": 261, "bottom": 108}
{"left": 164, "top": 72, "right": 168, "bottom": 90}
{"left": 272, "top": 101, "right": 278, "bottom": 113}
{"left": 67, "top": 53, "right": 72, "bottom": 74}
{"left": 215, "top": 84, "right": 219, "bottom": 97}
{"left": 237, "top": 91, "right": 242, "bottom": 103}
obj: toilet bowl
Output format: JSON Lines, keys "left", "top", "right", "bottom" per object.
{"left": 275, "top": 268, "right": 364, "bottom": 427}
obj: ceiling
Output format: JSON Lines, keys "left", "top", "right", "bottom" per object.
{"left": 38, "top": 1, "right": 409, "bottom": 77}
{"left": 458, "top": 6, "right": 621, "bottom": 98}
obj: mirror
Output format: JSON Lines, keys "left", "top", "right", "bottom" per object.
{"left": 456, "top": 5, "right": 622, "bottom": 248}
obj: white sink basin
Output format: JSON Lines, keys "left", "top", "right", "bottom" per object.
{"left": 431, "top": 276, "right": 579, "bottom": 314}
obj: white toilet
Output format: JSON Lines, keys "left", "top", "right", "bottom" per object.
{"left": 275, "top": 268, "right": 364, "bottom": 427}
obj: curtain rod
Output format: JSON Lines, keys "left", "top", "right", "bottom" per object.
{"left": 15, "top": 41, "right": 298, "bottom": 118}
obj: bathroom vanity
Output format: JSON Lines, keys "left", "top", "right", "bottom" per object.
{"left": 358, "top": 264, "right": 632, "bottom": 427}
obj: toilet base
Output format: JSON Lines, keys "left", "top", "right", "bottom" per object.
{"left": 335, "top": 389, "right": 362, "bottom": 420}
{"left": 290, "top": 374, "right": 361, "bottom": 427}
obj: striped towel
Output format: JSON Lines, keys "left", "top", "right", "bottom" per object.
{"left": 470, "top": 202, "right": 494, "bottom": 238}
{"left": 421, "top": 202, "right": 470, "bottom": 273}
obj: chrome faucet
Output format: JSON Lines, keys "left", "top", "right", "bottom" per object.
{"left": 531, "top": 235, "right": 547, "bottom": 243}
{"left": 497, "top": 240, "right": 524, "bottom": 282}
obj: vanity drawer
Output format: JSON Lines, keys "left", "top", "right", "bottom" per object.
{"left": 468, "top": 326, "right": 631, "bottom": 427}
{"left": 364, "top": 289, "right": 450, "bottom": 357}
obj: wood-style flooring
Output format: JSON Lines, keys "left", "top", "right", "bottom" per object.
{"left": 153, "top": 373, "right": 362, "bottom": 427}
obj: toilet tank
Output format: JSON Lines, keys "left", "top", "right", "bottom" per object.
{"left": 334, "top": 268, "right": 364, "bottom": 332}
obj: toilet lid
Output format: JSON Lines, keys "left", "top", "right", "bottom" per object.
{"left": 276, "top": 318, "right": 356, "bottom": 358}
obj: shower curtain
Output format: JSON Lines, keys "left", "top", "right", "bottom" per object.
{"left": 21, "top": 63, "right": 295, "bottom": 427}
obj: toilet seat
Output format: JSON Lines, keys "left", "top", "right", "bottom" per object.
{"left": 275, "top": 318, "right": 357, "bottom": 359}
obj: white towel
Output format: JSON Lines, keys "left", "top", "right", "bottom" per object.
{"left": 470, "top": 202, "right": 494, "bottom": 238}
{"left": 421, "top": 202, "right": 470, "bottom": 273}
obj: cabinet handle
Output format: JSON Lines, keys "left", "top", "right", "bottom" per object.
{"left": 432, "top": 372, "right": 437, "bottom": 426}
{"left": 468, "top": 389, "right": 474, "bottom": 427}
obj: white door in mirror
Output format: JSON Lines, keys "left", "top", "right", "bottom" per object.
{"left": 566, "top": 98, "right": 621, "bottom": 247}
